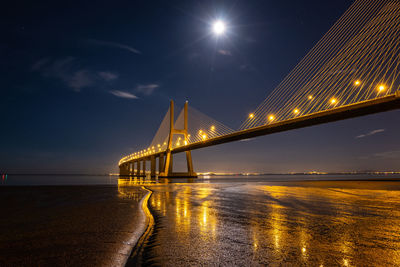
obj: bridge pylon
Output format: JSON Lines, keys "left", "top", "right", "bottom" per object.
{"left": 159, "top": 100, "right": 197, "bottom": 178}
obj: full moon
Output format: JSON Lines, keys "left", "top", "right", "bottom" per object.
{"left": 212, "top": 20, "right": 226, "bottom": 35}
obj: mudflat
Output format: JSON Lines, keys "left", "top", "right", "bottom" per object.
{"left": 0, "top": 185, "right": 146, "bottom": 266}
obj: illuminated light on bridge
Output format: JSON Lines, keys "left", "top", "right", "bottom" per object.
{"left": 293, "top": 109, "right": 300, "bottom": 115}
{"left": 268, "top": 115, "right": 275, "bottom": 121}
{"left": 378, "top": 84, "right": 386, "bottom": 93}
{"left": 184, "top": 140, "right": 188, "bottom": 145}
{"left": 249, "top": 113, "right": 254, "bottom": 119}
{"left": 308, "top": 95, "right": 313, "bottom": 100}
{"left": 202, "top": 134, "right": 208, "bottom": 140}
{"left": 330, "top": 98, "right": 337, "bottom": 105}
{"left": 210, "top": 125, "right": 215, "bottom": 131}
{"left": 354, "top": 80, "right": 361, "bottom": 86}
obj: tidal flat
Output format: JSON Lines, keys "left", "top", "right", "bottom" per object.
{"left": 0, "top": 185, "right": 147, "bottom": 266}
{"left": 123, "top": 177, "right": 400, "bottom": 266}
{"left": 1, "top": 175, "right": 400, "bottom": 266}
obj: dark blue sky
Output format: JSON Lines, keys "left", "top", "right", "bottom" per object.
{"left": 1, "top": 0, "right": 399, "bottom": 174}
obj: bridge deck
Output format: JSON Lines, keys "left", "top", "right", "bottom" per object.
{"left": 121, "top": 93, "right": 400, "bottom": 165}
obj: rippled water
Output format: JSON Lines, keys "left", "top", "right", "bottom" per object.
{"left": 121, "top": 177, "right": 400, "bottom": 266}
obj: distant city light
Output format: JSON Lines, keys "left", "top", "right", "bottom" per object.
{"left": 212, "top": 20, "right": 226, "bottom": 35}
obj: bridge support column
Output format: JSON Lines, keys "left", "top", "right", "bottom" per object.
{"left": 159, "top": 154, "right": 164, "bottom": 174}
{"left": 142, "top": 160, "right": 146, "bottom": 176}
{"left": 168, "top": 154, "right": 173, "bottom": 174}
{"left": 186, "top": 150, "right": 195, "bottom": 176}
{"left": 129, "top": 162, "right": 133, "bottom": 176}
{"left": 133, "top": 162, "right": 136, "bottom": 176}
{"left": 119, "top": 163, "right": 130, "bottom": 176}
{"left": 151, "top": 156, "right": 156, "bottom": 177}
{"left": 137, "top": 160, "right": 141, "bottom": 176}
{"left": 159, "top": 100, "right": 197, "bottom": 178}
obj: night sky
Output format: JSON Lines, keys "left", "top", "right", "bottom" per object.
{"left": 1, "top": 0, "right": 399, "bottom": 174}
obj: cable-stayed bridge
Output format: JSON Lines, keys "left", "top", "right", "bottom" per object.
{"left": 119, "top": 0, "right": 400, "bottom": 177}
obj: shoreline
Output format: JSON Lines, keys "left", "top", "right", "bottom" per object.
{"left": 124, "top": 186, "right": 154, "bottom": 266}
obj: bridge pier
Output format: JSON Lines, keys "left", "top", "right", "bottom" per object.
{"left": 119, "top": 100, "right": 197, "bottom": 178}
{"left": 132, "top": 161, "right": 137, "bottom": 176}
{"left": 159, "top": 154, "right": 164, "bottom": 174}
{"left": 137, "top": 160, "right": 142, "bottom": 176}
{"left": 142, "top": 160, "right": 146, "bottom": 177}
{"left": 151, "top": 156, "right": 156, "bottom": 177}
{"left": 119, "top": 163, "right": 130, "bottom": 176}
{"left": 159, "top": 100, "right": 197, "bottom": 178}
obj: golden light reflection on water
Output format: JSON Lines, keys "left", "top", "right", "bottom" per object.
{"left": 120, "top": 180, "right": 400, "bottom": 266}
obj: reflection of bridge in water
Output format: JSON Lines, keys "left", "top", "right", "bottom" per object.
{"left": 118, "top": 179, "right": 400, "bottom": 266}
{"left": 119, "top": 0, "right": 400, "bottom": 177}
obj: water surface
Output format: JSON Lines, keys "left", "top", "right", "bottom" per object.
{"left": 121, "top": 176, "right": 400, "bottom": 266}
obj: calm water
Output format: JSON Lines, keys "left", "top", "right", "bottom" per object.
{"left": 0, "top": 174, "right": 116, "bottom": 185}
{"left": 1, "top": 173, "right": 398, "bottom": 186}
{"left": 120, "top": 176, "right": 400, "bottom": 266}
{"left": 3, "top": 174, "right": 400, "bottom": 265}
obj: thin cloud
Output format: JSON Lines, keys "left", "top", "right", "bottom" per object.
{"left": 98, "top": 71, "right": 118, "bottom": 81}
{"left": 32, "top": 57, "right": 119, "bottom": 92}
{"left": 110, "top": 90, "right": 138, "bottom": 99}
{"left": 136, "top": 84, "right": 159, "bottom": 95}
{"left": 373, "top": 150, "right": 400, "bottom": 159}
{"left": 218, "top": 49, "right": 232, "bottom": 56}
{"left": 68, "top": 70, "right": 93, "bottom": 90}
{"left": 32, "top": 57, "right": 93, "bottom": 92}
{"left": 87, "top": 39, "right": 141, "bottom": 54}
{"left": 356, "top": 129, "right": 385, "bottom": 139}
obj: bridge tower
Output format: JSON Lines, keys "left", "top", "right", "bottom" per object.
{"left": 159, "top": 100, "right": 197, "bottom": 178}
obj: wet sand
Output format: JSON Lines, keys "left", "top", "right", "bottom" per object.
{"left": 0, "top": 185, "right": 147, "bottom": 266}
{"left": 134, "top": 180, "right": 400, "bottom": 266}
